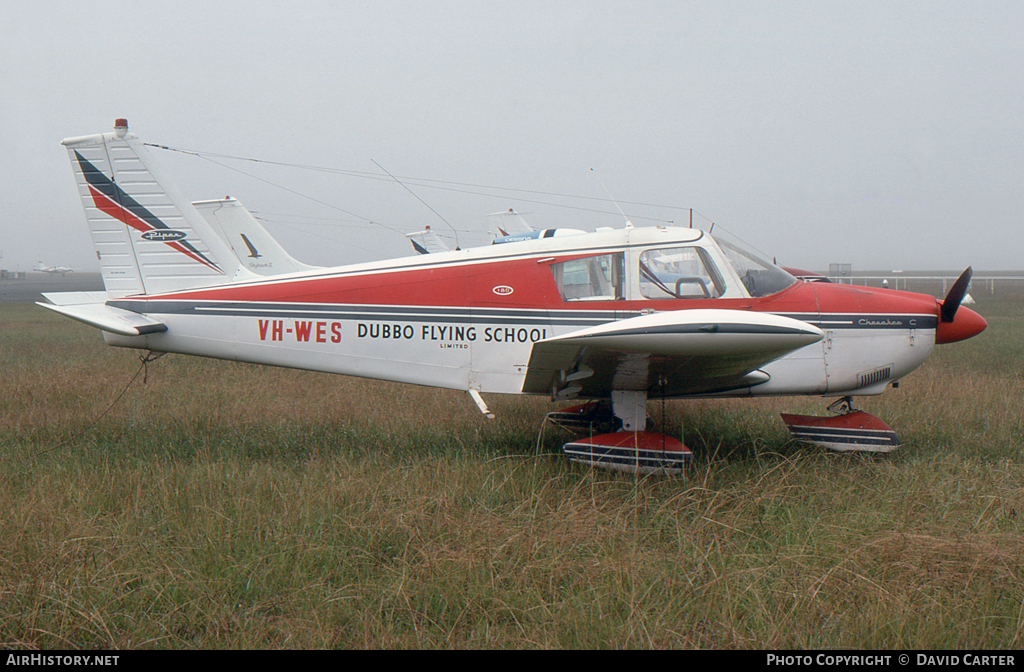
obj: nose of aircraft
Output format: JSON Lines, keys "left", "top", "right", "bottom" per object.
{"left": 935, "top": 304, "right": 987, "bottom": 344}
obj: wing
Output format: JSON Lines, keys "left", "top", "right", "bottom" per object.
{"left": 522, "top": 309, "right": 823, "bottom": 398}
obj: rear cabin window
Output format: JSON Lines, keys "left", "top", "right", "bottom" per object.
{"left": 638, "top": 246, "right": 724, "bottom": 299}
{"left": 551, "top": 253, "right": 624, "bottom": 301}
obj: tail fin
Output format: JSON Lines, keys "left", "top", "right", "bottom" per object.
{"left": 405, "top": 226, "right": 451, "bottom": 255}
{"left": 486, "top": 208, "right": 535, "bottom": 237}
{"left": 61, "top": 119, "right": 254, "bottom": 297}
{"left": 192, "top": 197, "right": 319, "bottom": 275}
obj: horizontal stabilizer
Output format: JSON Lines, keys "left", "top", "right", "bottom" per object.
{"left": 37, "top": 296, "right": 165, "bottom": 336}
{"left": 39, "top": 291, "right": 109, "bottom": 306}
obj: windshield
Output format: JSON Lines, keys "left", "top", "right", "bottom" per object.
{"left": 716, "top": 239, "right": 797, "bottom": 298}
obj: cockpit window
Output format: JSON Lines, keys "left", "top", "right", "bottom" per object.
{"left": 551, "top": 253, "right": 624, "bottom": 301}
{"left": 638, "top": 246, "right": 724, "bottom": 299}
{"left": 717, "top": 239, "right": 797, "bottom": 297}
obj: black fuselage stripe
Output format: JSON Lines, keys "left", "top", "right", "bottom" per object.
{"left": 777, "top": 313, "right": 937, "bottom": 329}
{"left": 568, "top": 324, "right": 816, "bottom": 338}
{"left": 107, "top": 300, "right": 936, "bottom": 331}
{"left": 109, "top": 300, "right": 626, "bottom": 320}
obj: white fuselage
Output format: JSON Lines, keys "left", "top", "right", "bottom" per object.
{"left": 101, "top": 227, "right": 937, "bottom": 400}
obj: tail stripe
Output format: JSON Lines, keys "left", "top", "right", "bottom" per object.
{"left": 74, "top": 151, "right": 223, "bottom": 274}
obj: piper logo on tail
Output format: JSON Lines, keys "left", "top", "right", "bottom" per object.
{"left": 142, "top": 230, "right": 188, "bottom": 242}
{"left": 74, "top": 151, "right": 223, "bottom": 274}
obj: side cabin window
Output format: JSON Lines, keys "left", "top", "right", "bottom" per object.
{"left": 639, "top": 246, "right": 724, "bottom": 299}
{"left": 551, "top": 253, "right": 624, "bottom": 301}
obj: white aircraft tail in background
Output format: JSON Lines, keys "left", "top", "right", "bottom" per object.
{"left": 487, "top": 208, "right": 535, "bottom": 236}
{"left": 405, "top": 226, "right": 451, "bottom": 255}
{"left": 193, "top": 198, "right": 319, "bottom": 276}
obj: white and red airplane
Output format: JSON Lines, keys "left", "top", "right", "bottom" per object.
{"left": 41, "top": 120, "right": 987, "bottom": 473}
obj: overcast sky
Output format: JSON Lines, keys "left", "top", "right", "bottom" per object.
{"left": 2, "top": 1, "right": 1022, "bottom": 272}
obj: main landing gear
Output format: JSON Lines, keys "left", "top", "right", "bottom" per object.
{"left": 547, "top": 390, "right": 692, "bottom": 475}
{"left": 781, "top": 396, "right": 900, "bottom": 453}
{"left": 542, "top": 392, "right": 901, "bottom": 472}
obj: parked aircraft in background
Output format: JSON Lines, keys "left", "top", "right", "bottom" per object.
{"left": 40, "top": 120, "right": 987, "bottom": 473}
{"left": 192, "top": 197, "right": 318, "bottom": 276}
{"left": 35, "top": 263, "right": 74, "bottom": 275}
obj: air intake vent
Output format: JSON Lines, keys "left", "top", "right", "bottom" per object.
{"left": 857, "top": 365, "right": 893, "bottom": 388}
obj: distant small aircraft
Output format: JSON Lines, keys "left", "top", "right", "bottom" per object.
{"left": 35, "top": 262, "right": 74, "bottom": 275}
{"left": 41, "top": 120, "right": 987, "bottom": 473}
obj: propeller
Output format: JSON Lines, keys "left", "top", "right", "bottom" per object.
{"left": 940, "top": 267, "right": 973, "bottom": 323}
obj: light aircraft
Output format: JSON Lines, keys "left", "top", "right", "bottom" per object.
{"left": 35, "top": 262, "right": 74, "bottom": 275}
{"left": 41, "top": 120, "right": 987, "bottom": 473}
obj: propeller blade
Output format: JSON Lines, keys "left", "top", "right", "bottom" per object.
{"left": 941, "top": 267, "right": 973, "bottom": 323}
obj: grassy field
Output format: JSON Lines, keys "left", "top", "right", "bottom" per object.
{"left": 1, "top": 297, "right": 1023, "bottom": 649}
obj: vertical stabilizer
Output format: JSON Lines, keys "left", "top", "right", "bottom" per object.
{"left": 61, "top": 119, "right": 254, "bottom": 297}
{"left": 486, "top": 208, "right": 535, "bottom": 237}
{"left": 405, "top": 226, "right": 451, "bottom": 255}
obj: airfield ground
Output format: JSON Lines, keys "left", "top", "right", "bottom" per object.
{"left": 1, "top": 277, "right": 1023, "bottom": 648}
{"left": 0, "top": 272, "right": 103, "bottom": 304}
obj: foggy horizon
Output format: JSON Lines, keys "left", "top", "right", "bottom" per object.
{"left": 3, "top": 2, "right": 1022, "bottom": 273}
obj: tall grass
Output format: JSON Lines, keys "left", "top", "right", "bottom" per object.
{"left": 1, "top": 297, "right": 1023, "bottom": 648}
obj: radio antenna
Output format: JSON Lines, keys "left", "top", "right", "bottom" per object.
{"left": 591, "top": 168, "right": 632, "bottom": 229}
{"left": 372, "top": 159, "right": 460, "bottom": 249}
